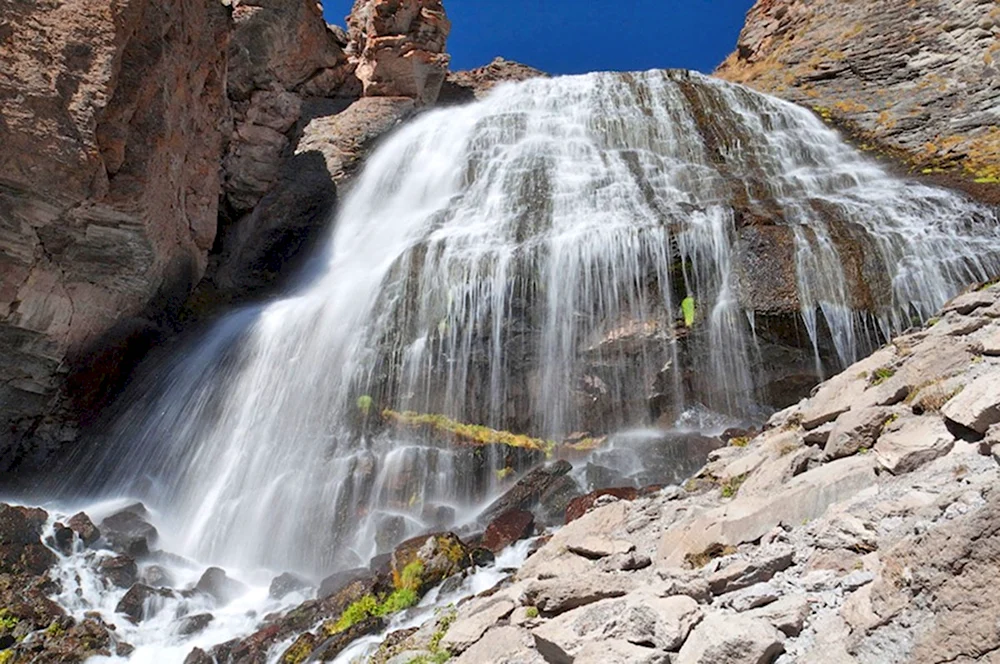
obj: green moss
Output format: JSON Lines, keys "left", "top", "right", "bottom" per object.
{"left": 871, "top": 366, "right": 896, "bottom": 386}
{"left": 382, "top": 410, "right": 553, "bottom": 452}
{"left": 720, "top": 473, "right": 748, "bottom": 499}
{"left": 381, "top": 588, "right": 419, "bottom": 614}
{"left": 327, "top": 594, "right": 380, "bottom": 635}
{"left": 43, "top": 622, "right": 63, "bottom": 638}
{"left": 682, "top": 296, "right": 696, "bottom": 327}
{"left": 282, "top": 635, "right": 315, "bottom": 664}
{"left": 974, "top": 176, "right": 1000, "bottom": 184}
{"left": 525, "top": 606, "right": 539, "bottom": 619}
{"left": 0, "top": 610, "right": 18, "bottom": 633}
{"left": 356, "top": 395, "right": 374, "bottom": 417}
{"left": 396, "top": 560, "right": 424, "bottom": 591}
{"left": 0, "top": 650, "right": 14, "bottom": 664}
{"left": 729, "top": 436, "right": 750, "bottom": 448}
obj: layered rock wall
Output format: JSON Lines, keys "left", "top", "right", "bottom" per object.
{"left": 716, "top": 0, "right": 1000, "bottom": 200}
{"left": 0, "top": 0, "right": 230, "bottom": 469}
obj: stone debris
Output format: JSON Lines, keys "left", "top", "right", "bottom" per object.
{"left": 352, "top": 284, "right": 1000, "bottom": 664}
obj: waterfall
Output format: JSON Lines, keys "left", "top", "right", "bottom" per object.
{"left": 60, "top": 69, "right": 1000, "bottom": 577}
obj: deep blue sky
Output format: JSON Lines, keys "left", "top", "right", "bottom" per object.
{"left": 323, "top": 1, "right": 755, "bottom": 75}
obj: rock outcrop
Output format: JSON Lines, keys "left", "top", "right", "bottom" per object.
{"left": 0, "top": 0, "right": 230, "bottom": 470}
{"left": 439, "top": 57, "right": 547, "bottom": 104}
{"left": 351, "top": 280, "right": 1000, "bottom": 663}
{"left": 346, "top": 0, "right": 451, "bottom": 105}
{"left": 716, "top": 0, "right": 1000, "bottom": 201}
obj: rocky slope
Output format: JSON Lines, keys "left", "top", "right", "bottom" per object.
{"left": 354, "top": 281, "right": 1000, "bottom": 663}
{"left": 716, "top": 0, "right": 1000, "bottom": 203}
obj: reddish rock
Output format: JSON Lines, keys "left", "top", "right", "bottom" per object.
{"left": 564, "top": 488, "right": 640, "bottom": 524}
{"left": 0, "top": 504, "right": 56, "bottom": 576}
{"left": 347, "top": 0, "right": 451, "bottom": 105}
{"left": 0, "top": 0, "right": 230, "bottom": 469}
{"left": 440, "top": 57, "right": 548, "bottom": 104}
{"left": 67, "top": 512, "right": 101, "bottom": 548}
{"left": 481, "top": 510, "right": 536, "bottom": 553}
{"left": 99, "top": 556, "right": 139, "bottom": 589}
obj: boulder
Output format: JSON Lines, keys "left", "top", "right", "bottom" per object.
{"left": 941, "top": 372, "right": 1000, "bottom": 434}
{"left": 743, "top": 594, "right": 811, "bottom": 637}
{"left": 100, "top": 505, "right": 158, "bottom": 558}
{"left": 675, "top": 613, "right": 784, "bottom": 664}
{"left": 269, "top": 572, "right": 310, "bottom": 600}
{"left": 178, "top": 613, "right": 215, "bottom": 636}
{"left": 707, "top": 548, "right": 795, "bottom": 595}
{"left": 195, "top": 567, "right": 247, "bottom": 605}
{"left": 0, "top": 504, "right": 56, "bottom": 576}
{"left": 481, "top": 509, "right": 535, "bottom": 553}
{"left": 49, "top": 523, "right": 75, "bottom": 555}
{"left": 524, "top": 575, "right": 634, "bottom": 616}
{"left": 567, "top": 536, "right": 635, "bottom": 560}
{"left": 823, "top": 407, "right": 892, "bottom": 460}
{"left": 565, "top": 488, "right": 639, "bottom": 524}
{"left": 532, "top": 593, "right": 701, "bottom": 657}
{"left": 453, "top": 626, "right": 545, "bottom": 664}
{"left": 798, "top": 347, "right": 897, "bottom": 429}
{"left": 478, "top": 461, "right": 574, "bottom": 525}
{"left": 115, "top": 584, "right": 174, "bottom": 623}
{"left": 439, "top": 57, "right": 547, "bottom": 103}
{"left": 99, "top": 556, "right": 139, "bottom": 589}
{"left": 874, "top": 416, "right": 955, "bottom": 475}
{"left": 67, "top": 512, "right": 101, "bottom": 548}
{"left": 441, "top": 596, "right": 516, "bottom": 653}
{"left": 390, "top": 532, "right": 472, "bottom": 593}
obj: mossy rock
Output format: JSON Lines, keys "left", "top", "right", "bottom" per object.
{"left": 390, "top": 532, "right": 472, "bottom": 594}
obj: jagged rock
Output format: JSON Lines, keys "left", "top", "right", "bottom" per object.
{"left": 478, "top": 461, "right": 575, "bottom": 525}
{"left": 195, "top": 567, "right": 247, "bottom": 605}
{"left": 676, "top": 613, "right": 785, "bottom": 664}
{"left": 722, "top": 583, "right": 780, "bottom": 612}
{"left": 140, "top": 564, "right": 175, "bottom": 588}
{"left": 716, "top": 0, "right": 1000, "bottom": 204}
{"left": 269, "top": 572, "right": 310, "bottom": 600}
{"left": 100, "top": 505, "right": 158, "bottom": 558}
{"left": 0, "top": 0, "right": 230, "bottom": 468}
{"left": 441, "top": 597, "right": 516, "bottom": 653}
{"left": 115, "top": 584, "right": 174, "bottom": 623}
{"left": 798, "top": 347, "right": 898, "bottom": 429}
{"left": 874, "top": 416, "right": 955, "bottom": 474}
{"left": 824, "top": 407, "right": 893, "bottom": 460}
{"left": 67, "top": 512, "right": 101, "bottom": 548}
{"left": 347, "top": 0, "right": 451, "bottom": 105}
{"left": 524, "top": 575, "right": 634, "bottom": 616}
{"left": 0, "top": 504, "right": 56, "bottom": 576}
{"left": 481, "top": 509, "right": 535, "bottom": 553}
{"left": 228, "top": 0, "right": 346, "bottom": 101}
{"left": 941, "top": 371, "right": 1000, "bottom": 434}
{"left": 533, "top": 593, "right": 701, "bottom": 657}
{"left": 99, "top": 556, "right": 139, "bottom": 589}
{"left": 743, "top": 594, "right": 811, "bottom": 637}
{"left": 708, "top": 548, "right": 795, "bottom": 595}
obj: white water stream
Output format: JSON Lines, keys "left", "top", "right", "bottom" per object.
{"left": 15, "top": 69, "right": 999, "bottom": 661}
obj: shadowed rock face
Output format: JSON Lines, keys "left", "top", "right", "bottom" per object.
{"left": 0, "top": 0, "right": 230, "bottom": 471}
{"left": 715, "top": 0, "right": 1000, "bottom": 203}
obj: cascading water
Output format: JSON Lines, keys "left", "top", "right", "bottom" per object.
{"left": 50, "top": 69, "right": 999, "bottom": 590}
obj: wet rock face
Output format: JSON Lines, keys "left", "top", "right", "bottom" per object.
{"left": 0, "top": 0, "right": 230, "bottom": 471}
{"left": 347, "top": 0, "right": 451, "bottom": 105}
{"left": 0, "top": 505, "right": 56, "bottom": 576}
{"left": 716, "top": 0, "right": 1000, "bottom": 199}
